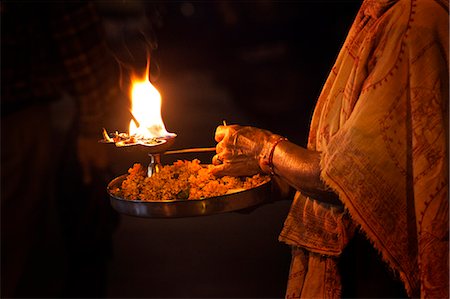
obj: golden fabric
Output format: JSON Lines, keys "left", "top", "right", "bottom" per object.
{"left": 279, "top": 0, "right": 449, "bottom": 298}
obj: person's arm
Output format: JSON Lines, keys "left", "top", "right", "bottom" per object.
{"left": 269, "top": 139, "right": 340, "bottom": 204}
{"left": 211, "top": 125, "right": 340, "bottom": 204}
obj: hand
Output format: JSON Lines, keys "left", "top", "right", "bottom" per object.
{"left": 77, "top": 136, "right": 109, "bottom": 185}
{"left": 211, "top": 124, "right": 282, "bottom": 177}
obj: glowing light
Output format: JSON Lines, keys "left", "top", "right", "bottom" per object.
{"left": 128, "top": 72, "right": 174, "bottom": 139}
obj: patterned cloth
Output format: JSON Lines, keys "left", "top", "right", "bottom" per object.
{"left": 279, "top": 0, "right": 448, "bottom": 298}
{"left": 1, "top": 2, "right": 120, "bottom": 136}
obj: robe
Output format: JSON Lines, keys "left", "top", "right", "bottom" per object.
{"left": 279, "top": 0, "right": 449, "bottom": 297}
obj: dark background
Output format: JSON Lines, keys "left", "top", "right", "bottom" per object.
{"left": 2, "top": 1, "right": 408, "bottom": 298}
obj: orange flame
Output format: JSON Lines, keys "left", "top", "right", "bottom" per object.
{"left": 128, "top": 69, "right": 174, "bottom": 139}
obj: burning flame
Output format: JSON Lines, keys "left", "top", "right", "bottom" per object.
{"left": 128, "top": 71, "right": 174, "bottom": 139}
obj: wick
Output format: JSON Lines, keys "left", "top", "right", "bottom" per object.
{"left": 129, "top": 110, "right": 141, "bottom": 128}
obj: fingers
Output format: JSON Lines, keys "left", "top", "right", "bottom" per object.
{"left": 215, "top": 140, "right": 225, "bottom": 154}
{"left": 214, "top": 125, "right": 239, "bottom": 159}
{"left": 213, "top": 143, "right": 237, "bottom": 164}
{"left": 214, "top": 125, "right": 227, "bottom": 142}
{"left": 210, "top": 157, "right": 261, "bottom": 177}
{"left": 209, "top": 163, "right": 238, "bottom": 177}
{"left": 210, "top": 162, "right": 258, "bottom": 177}
{"left": 212, "top": 154, "right": 223, "bottom": 166}
{"left": 214, "top": 124, "right": 241, "bottom": 142}
{"left": 212, "top": 149, "right": 235, "bottom": 166}
{"left": 213, "top": 124, "right": 256, "bottom": 176}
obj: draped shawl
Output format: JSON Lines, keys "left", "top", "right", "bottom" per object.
{"left": 279, "top": 0, "right": 449, "bottom": 297}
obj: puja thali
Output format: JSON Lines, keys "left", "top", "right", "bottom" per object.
{"left": 107, "top": 175, "right": 272, "bottom": 218}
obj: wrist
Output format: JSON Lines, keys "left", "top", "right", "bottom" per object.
{"left": 259, "top": 136, "right": 288, "bottom": 175}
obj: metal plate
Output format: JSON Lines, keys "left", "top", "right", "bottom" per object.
{"left": 107, "top": 175, "right": 272, "bottom": 218}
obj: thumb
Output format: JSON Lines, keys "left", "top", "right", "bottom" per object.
{"left": 214, "top": 125, "right": 227, "bottom": 142}
{"left": 209, "top": 163, "right": 229, "bottom": 177}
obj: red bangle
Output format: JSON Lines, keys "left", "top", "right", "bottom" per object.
{"left": 267, "top": 137, "right": 288, "bottom": 176}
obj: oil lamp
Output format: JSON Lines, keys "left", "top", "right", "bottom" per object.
{"left": 102, "top": 69, "right": 176, "bottom": 176}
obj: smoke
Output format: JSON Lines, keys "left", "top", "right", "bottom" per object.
{"left": 96, "top": 1, "right": 162, "bottom": 90}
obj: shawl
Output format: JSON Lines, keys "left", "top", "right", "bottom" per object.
{"left": 279, "top": 0, "right": 449, "bottom": 298}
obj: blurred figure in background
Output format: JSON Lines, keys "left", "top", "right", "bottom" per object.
{"left": 1, "top": 2, "right": 123, "bottom": 297}
{"left": 212, "top": 0, "right": 448, "bottom": 298}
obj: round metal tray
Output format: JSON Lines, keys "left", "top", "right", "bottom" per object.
{"left": 107, "top": 175, "right": 272, "bottom": 218}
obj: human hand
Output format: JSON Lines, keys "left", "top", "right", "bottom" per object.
{"left": 211, "top": 124, "right": 282, "bottom": 177}
{"left": 77, "top": 136, "right": 110, "bottom": 185}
